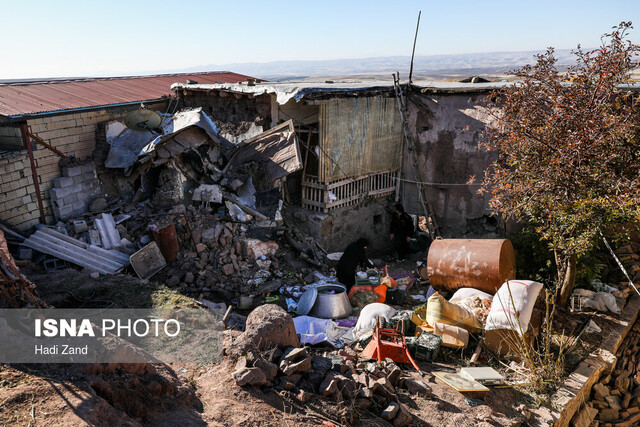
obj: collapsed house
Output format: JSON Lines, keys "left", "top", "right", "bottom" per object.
{"left": 171, "top": 79, "right": 505, "bottom": 252}
{"left": 0, "top": 73, "right": 515, "bottom": 302}
{"left": 0, "top": 71, "right": 255, "bottom": 231}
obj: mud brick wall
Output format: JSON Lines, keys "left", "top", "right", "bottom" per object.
{"left": 404, "top": 93, "right": 501, "bottom": 236}
{"left": 0, "top": 102, "right": 166, "bottom": 231}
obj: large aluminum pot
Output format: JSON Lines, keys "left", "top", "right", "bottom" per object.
{"left": 426, "top": 238, "right": 516, "bottom": 294}
{"left": 308, "top": 284, "right": 352, "bottom": 319}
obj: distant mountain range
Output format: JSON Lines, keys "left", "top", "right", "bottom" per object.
{"left": 181, "top": 49, "right": 579, "bottom": 81}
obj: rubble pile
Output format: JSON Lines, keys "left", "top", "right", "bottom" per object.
{"left": 582, "top": 316, "right": 640, "bottom": 425}
{"left": 231, "top": 344, "right": 427, "bottom": 426}
{"left": 224, "top": 304, "right": 425, "bottom": 426}
{"left": 15, "top": 109, "right": 331, "bottom": 302}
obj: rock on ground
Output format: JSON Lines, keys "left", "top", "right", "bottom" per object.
{"left": 227, "top": 304, "right": 299, "bottom": 357}
{"left": 232, "top": 367, "right": 267, "bottom": 386}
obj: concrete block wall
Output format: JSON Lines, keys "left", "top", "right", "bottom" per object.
{"left": 50, "top": 163, "right": 102, "bottom": 220}
{"left": 0, "top": 151, "right": 40, "bottom": 230}
{"left": 0, "top": 101, "right": 166, "bottom": 231}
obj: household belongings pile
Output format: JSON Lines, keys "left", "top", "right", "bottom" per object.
{"left": 293, "top": 239, "right": 545, "bottom": 362}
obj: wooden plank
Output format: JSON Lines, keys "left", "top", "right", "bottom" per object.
{"left": 301, "top": 198, "right": 325, "bottom": 208}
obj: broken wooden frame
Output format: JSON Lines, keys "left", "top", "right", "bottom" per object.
{"left": 302, "top": 169, "right": 398, "bottom": 213}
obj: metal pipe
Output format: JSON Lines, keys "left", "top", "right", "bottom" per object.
{"left": 20, "top": 123, "right": 46, "bottom": 224}
{"left": 27, "top": 132, "right": 67, "bottom": 158}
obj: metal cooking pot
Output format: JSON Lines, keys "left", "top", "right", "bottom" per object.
{"left": 307, "top": 284, "right": 352, "bottom": 319}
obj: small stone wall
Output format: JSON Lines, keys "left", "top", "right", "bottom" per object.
{"left": 284, "top": 198, "right": 395, "bottom": 255}
{"left": 552, "top": 295, "right": 640, "bottom": 426}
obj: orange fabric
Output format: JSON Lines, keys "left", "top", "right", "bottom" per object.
{"left": 348, "top": 284, "right": 387, "bottom": 303}
{"left": 381, "top": 276, "right": 398, "bottom": 288}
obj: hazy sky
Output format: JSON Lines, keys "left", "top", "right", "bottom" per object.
{"left": 2, "top": 0, "right": 638, "bottom": 79}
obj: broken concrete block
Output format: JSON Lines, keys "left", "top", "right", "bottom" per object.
{"left": 393, "top": 403, "right": 414, "bottom": 427}
{"left": 280, "top": 356, "right": 311, "bottom": 376}
{"left": 201, "top": 224, "right": 224, "bottom": 245}
{"left": 254, "top": 357, "right": 278, "bottom": 381}
{"left": 192, "top": 184, "right": 222, "bottom": 203}
{"left": 381, "top": 402, "right": 400, "bottom": 421}
{"left": 90, "top": 197, "right": 108, "bottom": 213}
{"left": 376, "top": 377, "right": 395, "bottom": 393}
{"left": 62, "top": 166, "right": 83, "bottom": 177}
{"left": 222, "top": 263, "right": 235, "bottom": 275}
{"left": 281, "top": 347, "right": 307, "bottom": 363}
{"left": 242, "top": 238, "right": 279, "bottom": 260}
{"left": 72, "top": 220, "right": 88, "bottom": 234}
{"left": 319, "top": 379, "right": 338, "bottom": 397}
{"left": 232, "top": 367, "right": 267, "bottom": 387}
{"left": 387, "top": 365, "right": 403, "bottom": 386}
{"left": 404, "top": 379, "right": 432, "bottom": 397}
{"left": 228, "top": 179, "right": 244, "bottom": 191}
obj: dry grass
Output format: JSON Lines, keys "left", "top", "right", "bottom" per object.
{"left": 495, "top": 285, "right": 566, "bottom": 396}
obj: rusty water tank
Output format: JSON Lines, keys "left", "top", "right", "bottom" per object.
{"left": 426, "top": 239, "right": 516, "bottom": 294}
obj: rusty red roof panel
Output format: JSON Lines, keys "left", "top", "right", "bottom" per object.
{"left": 0, "top": 71, "right": 256, "bottom": 117}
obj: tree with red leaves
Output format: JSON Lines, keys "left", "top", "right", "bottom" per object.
{"left": 482, "top": 22, "right": 640, "bottom": 307}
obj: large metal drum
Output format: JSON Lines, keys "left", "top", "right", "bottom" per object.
{"left": 426, "top": 239, "right": 516, "bottom": 294}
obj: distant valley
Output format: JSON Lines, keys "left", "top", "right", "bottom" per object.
{"left": 182, "top": 49, "right": 580, "bottom": 81}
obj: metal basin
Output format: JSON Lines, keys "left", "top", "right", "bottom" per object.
{"left": 308, "top": 284, "right": 352, "bottom": 319}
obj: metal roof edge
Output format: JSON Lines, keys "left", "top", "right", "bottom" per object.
{"left": 0, "top": 98, "right": 167, "bottom": 122}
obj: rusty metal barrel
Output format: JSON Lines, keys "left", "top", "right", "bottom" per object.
{"left": 426, "top": 239, "right": 516, "bottom": 294}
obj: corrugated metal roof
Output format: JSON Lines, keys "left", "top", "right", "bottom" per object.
{"left": 0, "top": 71, "right": 256, "bottom": 118}
{"left": 22, "top": 228, "right": 130, "bottom": 275}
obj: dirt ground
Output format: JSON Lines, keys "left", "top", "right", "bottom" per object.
{"left": 0, "top": 359, "right": 530, "bottom": 427}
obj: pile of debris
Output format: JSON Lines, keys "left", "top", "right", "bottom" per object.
{"left": 226, "top": 305, "right": 428, "bottom": 426}
{"left": 580, "top": 314, "right": 640, "bottom": 425}
{"left": 9, "top": 108, "right": 331, "bottom": 302}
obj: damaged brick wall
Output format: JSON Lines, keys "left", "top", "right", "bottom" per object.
{"left": 178, "top": 91, "right": 270, "bottom": 136}
{"left": 0, "top": 103, "right": 165, "bottom": 230}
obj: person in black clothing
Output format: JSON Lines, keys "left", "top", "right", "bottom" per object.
{"left": 336, "top": 238, "right": 373, "bottom": 291}
{"left": 390, "top": 203, "right": 414, "bottom": 260}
